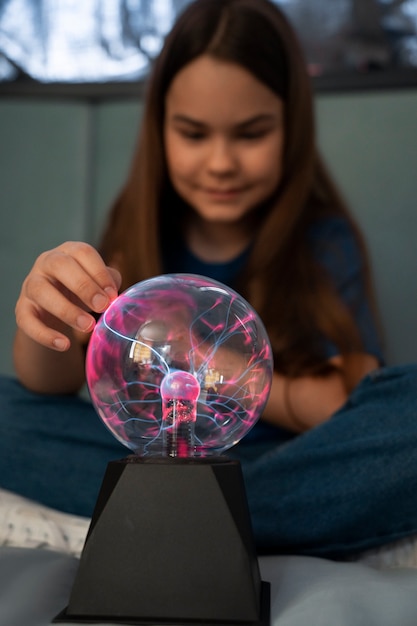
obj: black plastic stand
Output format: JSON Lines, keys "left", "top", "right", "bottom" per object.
{"left": 54, "top": 456, "right": 270, "bottom": 625}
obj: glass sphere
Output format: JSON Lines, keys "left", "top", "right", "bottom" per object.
{"left": 86, "top": 274, "right": 273, "bottom": 457}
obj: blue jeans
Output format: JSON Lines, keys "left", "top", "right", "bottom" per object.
{"left": 1, "top": 365, "right": 417, "bottom": 558}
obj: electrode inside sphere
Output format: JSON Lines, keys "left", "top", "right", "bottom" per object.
{"left": 160, "top": 371, "right": 200, "bottom": 402}
{"left": 86, "top": 273, "right": 273, "bottom": 457}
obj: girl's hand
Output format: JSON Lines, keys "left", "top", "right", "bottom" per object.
{"left": 15, "top": 241, "right": 121, "bottom": 351}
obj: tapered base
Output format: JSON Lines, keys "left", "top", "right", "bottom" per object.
{"left": 54, "top": 456, "right": 270, "bottom": 625}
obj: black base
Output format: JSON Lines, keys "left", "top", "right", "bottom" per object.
{"left": 54, "top": 456, "right": 270, "bottom": 625}
{"left": 54, "top": 580, "right": 270, "bottom": 626}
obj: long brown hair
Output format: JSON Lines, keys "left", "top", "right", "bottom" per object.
{"left": 100, "top": 0, "right": 380, "bottom": 378}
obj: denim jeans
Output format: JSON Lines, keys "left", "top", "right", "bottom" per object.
{"left": 1, "top": 365, "right": 417, "bottom": 558}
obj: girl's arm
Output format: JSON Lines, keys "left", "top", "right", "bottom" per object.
{"left": 262, "top": 353, "right": 379, "bottom": 433}
{"left": 14, "top": 241, "right": 120, "bottom": 395}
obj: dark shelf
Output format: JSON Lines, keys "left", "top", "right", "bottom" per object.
{"left": 1, "top": 67, "right": 417, "bottom": 101}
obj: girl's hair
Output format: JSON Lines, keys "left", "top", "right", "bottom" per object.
{"left": 100, "top": 0, "right": 380, "bottom": 379}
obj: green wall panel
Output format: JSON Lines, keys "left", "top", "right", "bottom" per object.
{"left": 90, "top": 100, "right": 143, "bottom": 244}
{"left": 316, "top": 90, "right": 417, "bottom": 365}
{"left": 0, "top": 100, "right": 92, "bottom": 375}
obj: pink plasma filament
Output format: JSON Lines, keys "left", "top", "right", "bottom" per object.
{"left": 160, "top": 371, "right": 200, "bottom": 457}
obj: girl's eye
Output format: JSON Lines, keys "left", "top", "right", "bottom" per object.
{"left": 178, "top": 128, "right": 206, "bottom": 141}
{"left": 238, "top": 128, "right": 269, "bottom": 140}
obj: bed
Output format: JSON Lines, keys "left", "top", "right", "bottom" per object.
{"left": 2, "top": 487, "right": 417, "bottom": 626}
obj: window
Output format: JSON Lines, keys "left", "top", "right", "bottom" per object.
{"left": 1, "top": 0, "right": 416, "bottom": 93}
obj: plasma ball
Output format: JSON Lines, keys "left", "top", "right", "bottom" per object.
{"left": 86, "top": 274, "right": 273, "bottom": 456}
{"left": 161, "top": 371, "right": 200, "bottom": 457}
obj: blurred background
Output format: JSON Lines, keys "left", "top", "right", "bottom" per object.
{"left": 1, "top": 0, "right": 417, "bottom": 375}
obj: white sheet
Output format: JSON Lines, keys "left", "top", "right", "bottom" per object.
{"left": 0, "top": 488, "right": 89, "bottom": 557}
{"left": 2, "top": 547, "right": 417, "bottom": 626}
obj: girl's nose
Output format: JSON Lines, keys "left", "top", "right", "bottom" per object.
{"left": 207, "top": 139, "right": 237, "bottom": 176}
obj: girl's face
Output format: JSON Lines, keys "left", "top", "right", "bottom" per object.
{"left": 164, "top": 55, "right": 285, "bottom": 226}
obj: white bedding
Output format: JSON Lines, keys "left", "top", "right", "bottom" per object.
{"left": 2, "top": 487, "right": 417, "bottom": 626}
{"left": 0, "top": 488, "right": 89, "bottom": 557}
{"left": 2, "top": 546, "right": 417, "bottom": 626}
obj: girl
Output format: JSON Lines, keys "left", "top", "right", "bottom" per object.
{"left": 6, "top": 0, "right": 417, "bottom": 558}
